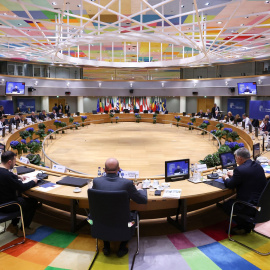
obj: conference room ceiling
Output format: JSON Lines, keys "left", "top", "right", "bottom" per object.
{"left": 0, "top": 0, "right": 270, "bottom": 68}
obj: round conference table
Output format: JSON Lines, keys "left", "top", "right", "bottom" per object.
{"left": 2, "top": 113, "right": 267, "bottom": 232}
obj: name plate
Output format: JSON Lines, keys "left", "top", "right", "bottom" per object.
{"left": 20, "top": 156, "right": 30, "bottom": 164}
{"left": 121, "top": 170, "right": 139, "bottom": 179}
{"left": 52, "top": 164, "right": 66, "bottom": 173}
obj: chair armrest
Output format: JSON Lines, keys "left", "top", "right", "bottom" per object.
{"left": 0, "top": 201, "right": 20, "bottom": 210}
{"left": 232, "top": 200, "right": 261, "bottom": 211}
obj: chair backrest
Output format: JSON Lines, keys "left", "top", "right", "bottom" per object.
{"left": 88, "top": 189, "right": 134, "bottom": 242}
{"left": 255, "top": 181, "right": 270, "bottom": 223}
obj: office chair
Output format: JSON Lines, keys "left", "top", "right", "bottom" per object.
{"left": 228, "top": 181, "right": 270, "bottom": 255}
{"left": 0, "top": 201, "right": 26, "bottom": 252}
{"left": 87, "top": 189, "right": 140, "bottom": 270}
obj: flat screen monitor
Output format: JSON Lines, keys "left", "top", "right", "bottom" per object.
{"left": 191, "top": 113, "right": 195, "bottom": 117}
{"left": 5, "top": 82, "right": 25, "bottom": 95}
{"left": 219, "top": 152, "right": 237, "bottom": 170}
{"left": 237, "top": 82, "right": 257, "bottom": 95}
{"left": 183, "top": 112, "right": 186, "bottom": 116}
{"left": 165, "top": 159, "right": 190, "bottom": 182}
{"left": 253, "top": 143, "right": 260, "bottom": 160}
{"left": 143, "top": 110, "right": 148, "bottom": 114}
{"left": 155, "top": 111, "right": 159, "bottom": 114}
{"left": 115, "top": 110, "right": 120, "bottom": 113}
{"left": 134, "top": 109, "right": 139, "bottom": 113}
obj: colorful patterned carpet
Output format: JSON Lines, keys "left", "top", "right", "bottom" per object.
{"left": 0, "top": 221, "right": 270, "bottom": 270}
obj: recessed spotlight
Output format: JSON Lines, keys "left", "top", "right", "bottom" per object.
{"left": 245, "top": 16, "right": 249, "bottom": 18}
{"left": 77, "top": 4, "right": 81, "bottom": 7}
{"left": 217, "top": 21, "right": 222, "bottom": 24}
{"left": 241, "top": 23, "right": 244, "bottom": 26}
{"left": 205, "top": 2, "right": 210, "bottom": 6}
{"left": 52, "top": 2, "right": 57, "bottom": 5}
{"left": 266, "top": 1, "right": 269, "bottom": 3}
{"left": 91, "top": 0, "right": 96, "bottom": 2}
{"left": 181, "top": 5, "right": 184, "bottom": 8}
{"left": 18, "top": 23, "right": 22, "bottom": 26}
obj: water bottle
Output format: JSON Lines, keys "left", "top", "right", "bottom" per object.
{"left": 0, "top": 149, "right": 2, "bottom": 164}
{"left": 190, "top": 164, "right": 194, "bottom": 176}
{"left": 97, "top": 167, "right": 101, "bottom": 177}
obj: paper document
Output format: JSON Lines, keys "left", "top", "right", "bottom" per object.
{"left": 162, "top": 189, "right": 182, "bottom": 199}
{"left": 22, "top": 170, "right": 43, "bottom": 183}
{"left": 36, "top": 183, "right": 60, "bottom": 192}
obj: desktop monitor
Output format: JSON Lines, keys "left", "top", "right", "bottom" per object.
{"left": 92, "top": 110, "right": 97, "bottom": 114}
{"left": 237, "top": 82, "right": 257, "bottom": 95}
{"left": 249, "top": 124, "right": 252, "bottom": 133}
{"left": 253, "top": 143, "right": 260, "bottom": 160}
{"left": 124, "top": 109, "right": 129, "bottom": 113}
{"left": 9, "top": 124, "right": 12, "bottom": 133}
{"left": 242, "top": 121, "right": 245, "bottom": 129}
{"left": 155, "top": 111, "right": 159, "bottom": 114}
{"left": 165, "top": 159, "right": 190, "bottom": 182}
{"left": 76, "top": 112, "right": 80, "bottom": 116}
{"left": 115, "top": 110, "right": 120, "bottom": 113}
{"left": 191, "top": 113, "right": 195, "bottom": 117}
{"left": 143, "top": 110, "right": 148, "bottom": 114}
{"left": 5, "top": 82, "right": 25, "bottom": 95}
{"left": 234, "top": 119, "right": 237, "bottom": 125}
{"left": 0, "top": 142, "right": 5, "bottom": 152}
{"left": 67, "top": 112, "right": 71, "bottom": 117}
{"left": 183, "top": 112, "right": 186, "bottom": 116}
{"left": 104, "top": 110, "right": 108, "bottom": 114}
{"left": 134, "top": 109, "right": 139, "bottom": 113}
{"left": 219, "top": 152, "right": 237, "bottom": 170}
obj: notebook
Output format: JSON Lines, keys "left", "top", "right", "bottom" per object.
{"left": 56, "top": 176, "right": 89, "bottom": 187}
{"left": 203, "top": 178, "right": 226, "bottom": 190}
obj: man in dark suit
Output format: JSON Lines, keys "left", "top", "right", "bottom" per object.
{"left": 9, "top": 114, "right": 20, "bottom": 125}
{"left": 29, "top": 111, "right": 37, "bottom": 123}
{"left": 211, "top": 103, "right": 220, "bottom": 116}
{"left": 261, "top": 118, "right": 270, "bottom": 134}
{"left": 64, "top": 103, "right": 70, "bottom": 114}
{"left": 196, "top": 110, "right": 205, "bottom": 118}
{"left": 0, "top": 116, "right": 8, "bottom": 129}
{"left": 220, "top": 147, "right": 267, "bottom": 234}
{"left": 204, "top": 109, "right": 212, "bottom": 118}
{"left": 39, "top": 110, "right": 47, "bottom": 121}
{"left": 50, "top": 110, "right": 58, "bottom": 119}
{"left": 92, "top": 158, "right": 147, "bottom": 257}
{"left": 52, "top": 103, "right": 58, "bottom": 113}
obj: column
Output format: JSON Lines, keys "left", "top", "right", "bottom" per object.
{"left": 41, "top": 96, "right": 49, "bottom": 112}
{"left": 250, "top": 96, "right": 257, "bottom": 101}
{"left": 214, "top": 96, "right": 221, "bottom": 108}
{"left": 180, "top": 96, "right": 186, "bottom": 113}
{"left": 5, "top": 96, "right": 12, "bottom": 101}
{"left": 77, "top": 96, "right": 84, "bottom": 113}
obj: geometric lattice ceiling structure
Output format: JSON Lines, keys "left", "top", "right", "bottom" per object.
{"left": 0, "top": 0, "right": 270, "bottom": 68}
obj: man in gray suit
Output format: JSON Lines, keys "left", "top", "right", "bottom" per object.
{"left": 92, "top": 158, "right": 147, "bottom": 257}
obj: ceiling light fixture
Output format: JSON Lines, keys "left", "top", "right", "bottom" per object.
{"left": 217, "top": 21, "right": 222, "bottom": 24}
{"left": 181, "top": 5, "right": 184, "bottom": 8}
{"left": 52, "top": 2, "right": 57, "bottom": 5}
{"left": 205, "top": 2, "right": 210, "bottom": 6}
{"left": 77, "top": 4, "right": 81, "bottom": 7}
{"left": 99, "top": 82, "right": 102, "bottom": 87}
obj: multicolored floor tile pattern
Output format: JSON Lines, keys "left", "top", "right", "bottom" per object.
{"left": 0, "top": 221, "right": 270, "bottom": 270}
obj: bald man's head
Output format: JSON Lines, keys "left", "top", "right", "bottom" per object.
{"left": 105, "top": 158, "right": 119, "bottom": 174}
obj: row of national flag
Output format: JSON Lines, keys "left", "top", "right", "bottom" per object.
{"left": 96, "top": 97, "right": 167, "bottom": 113}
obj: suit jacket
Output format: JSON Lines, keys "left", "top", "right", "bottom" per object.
{"left": 196, "top": 112, "right": 205, "bottom": 117}
{"left": 211, "top": 106, "right": 220, "bottom": 116}
{"left": 9, "top": 118, "right": 20, "bottom": 125}
{"left": 92, "top": 174, "right": 147, "bottom": 204}
{"left": 224, "top": 159, "right": 266, "bottom": 204}
{"left": 50, "top": 113, "right": 57, "bottom": 119}
{"left": 39, "top": 113, "right": 46, "bottom": 120}
{"left": 262, "top": 122, "right": 270, "bottom": 132}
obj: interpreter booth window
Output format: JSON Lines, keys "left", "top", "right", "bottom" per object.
{"left": 17, "top": 65, "right": 23, "bottom": 76}
{"left": 34, "top": 67, "right": 41, "bottom": 77}
{"left": 7, "top": 64, "right": 15, "bottom": 75}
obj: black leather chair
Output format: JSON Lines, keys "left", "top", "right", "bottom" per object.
{"left": 87, "top": 189, "right": 140, "bottom": 269}
{"left": 228, "top": 181, "right": 270, "bottom": 255}
{"left": 0, "top": 201, "right": 26, "bottom": 252}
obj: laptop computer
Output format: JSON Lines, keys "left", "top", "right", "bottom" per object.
{"left": 56, "top": 176, "right": 89, "bottom": 187}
